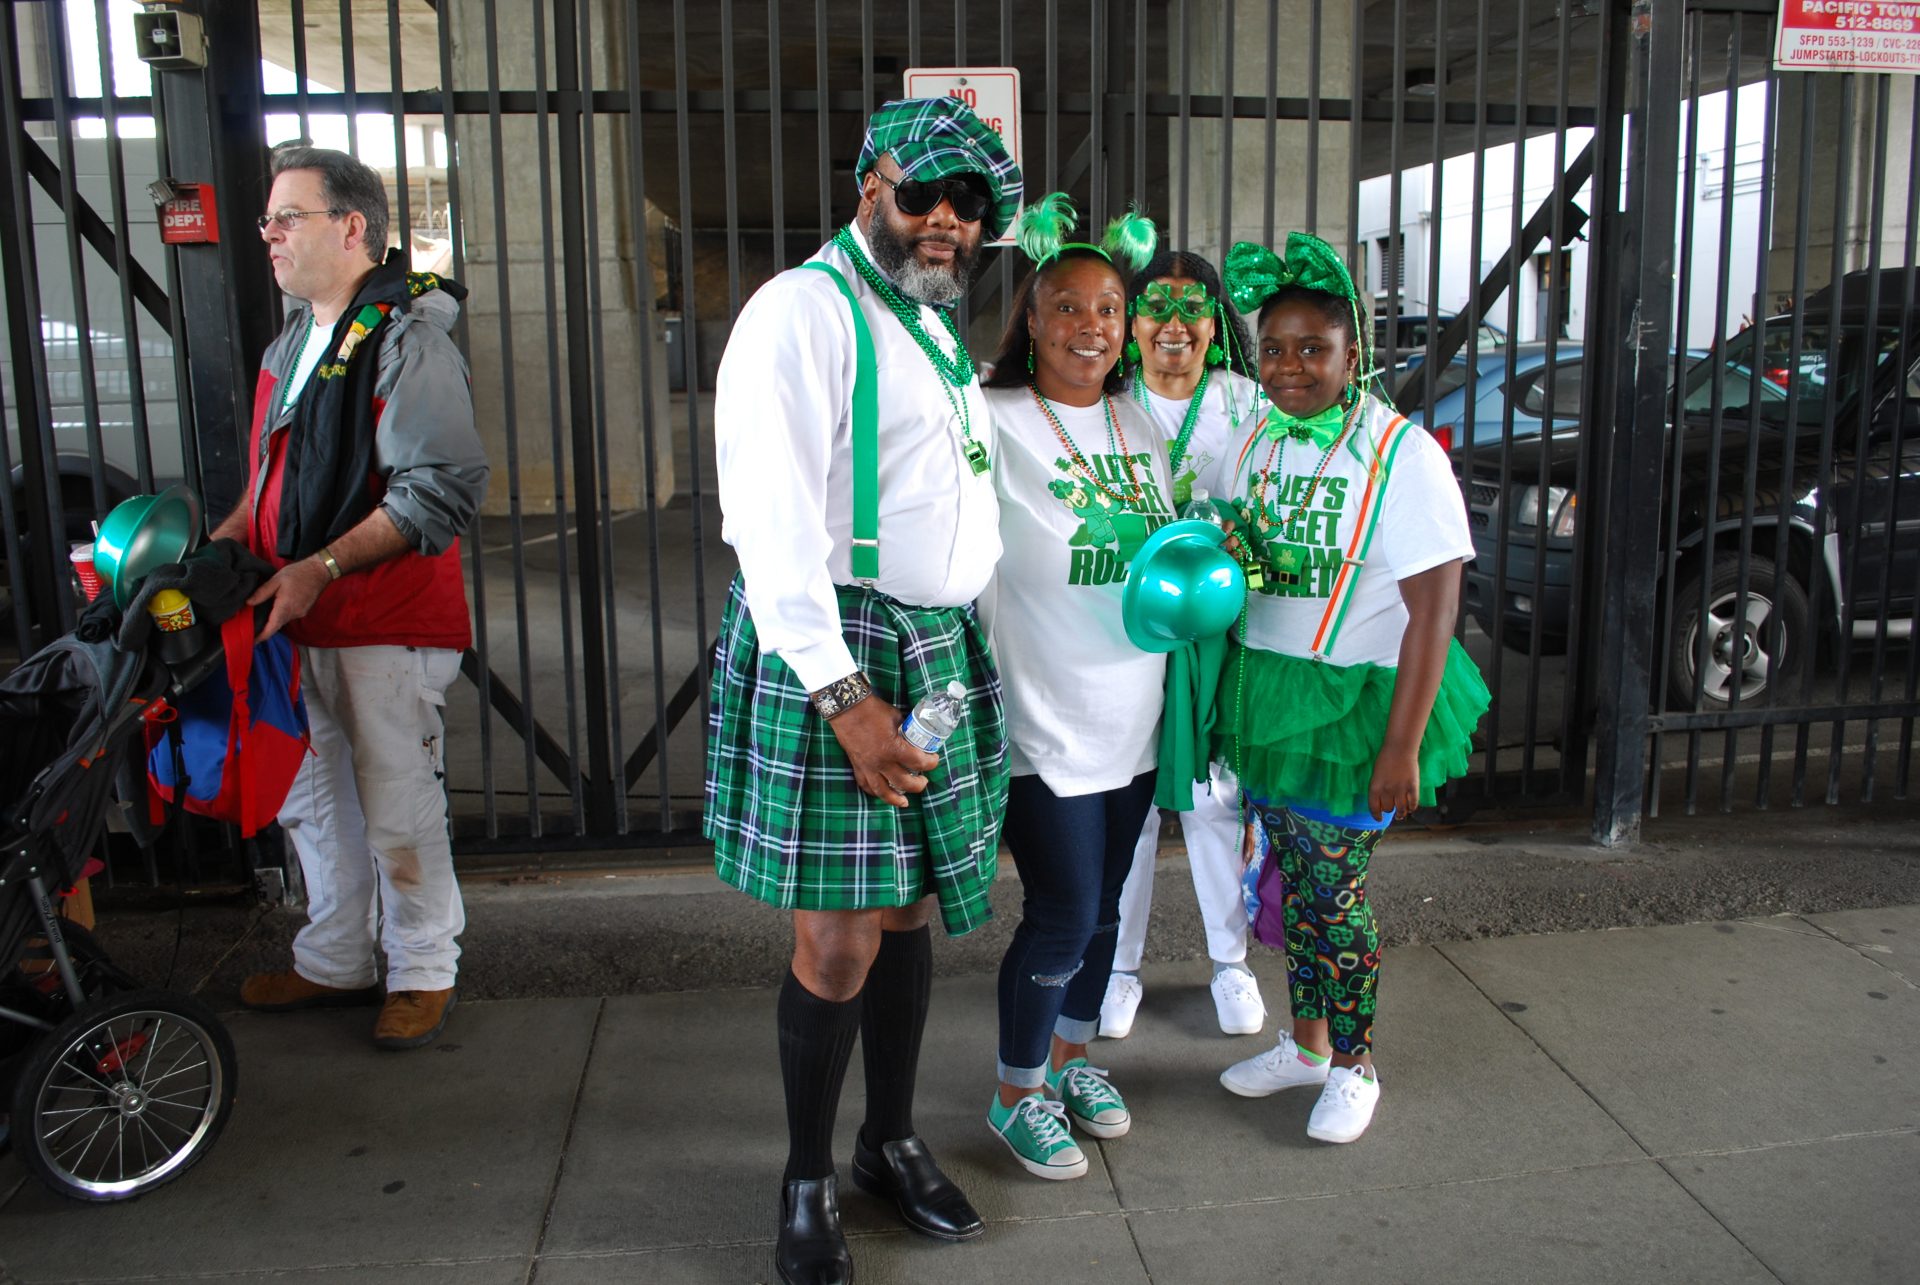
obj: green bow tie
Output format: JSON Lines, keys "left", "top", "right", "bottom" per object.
{"left": 1263, "top": 403, "right": 1346, "bottom": 448}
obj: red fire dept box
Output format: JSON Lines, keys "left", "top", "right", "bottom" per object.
{"left": 159, "top": 184, "right": 220, "bottom": 244}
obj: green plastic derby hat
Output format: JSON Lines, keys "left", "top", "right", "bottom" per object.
{"left": 1121, "top": 518, "right": 1248, "bottom": 652}
{"left": 93, "top": 485, "right": 204, "bottom": 610}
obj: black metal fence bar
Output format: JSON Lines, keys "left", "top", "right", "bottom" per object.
{"left": 478, "top": 0, "right": 546, "bottom": 839}
{"left": 1825, "top": 75, "right": 1890, "bottom": 804}
{"left": 1877, "top": 90, "right": 1920, "bottom": 799}
{"left": 578, "top": 0, "right": 626, "bottom": 832}
{"left": 90, "top": 0, "right": 153, "bottom": 496}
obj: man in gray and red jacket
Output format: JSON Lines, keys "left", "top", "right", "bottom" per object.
{"left": 210, "top": 145, "right": 488, "bottom": 1051}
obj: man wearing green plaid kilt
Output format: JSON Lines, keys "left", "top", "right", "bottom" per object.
{"left": 707, "top": 97, "right": 1022, "bottom": 1285}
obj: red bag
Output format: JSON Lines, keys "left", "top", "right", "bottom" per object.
{"left": 148, "top": 611, "right": 310, "bottom": 837}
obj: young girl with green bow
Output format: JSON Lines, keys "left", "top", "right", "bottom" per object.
{"left": 1206, "top": 233, "right": 1490, "bottom": 1143}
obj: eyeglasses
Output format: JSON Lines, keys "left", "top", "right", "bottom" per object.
{"left": 256, "top": 208, "right": 343, "bottom": 232}
{"left": 1135, "top": 281, "right": 1214, "bottom": 324}
{"left": 875, "top": 171, "right": 992, "bottom": 223}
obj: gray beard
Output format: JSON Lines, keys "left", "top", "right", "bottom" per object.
{"left": 866, "top": 214, "right": 975, "bottom": 305}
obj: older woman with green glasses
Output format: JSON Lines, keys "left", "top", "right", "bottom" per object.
{"left": 1100, "top": 251, "right": 1268, "bottom": 1044}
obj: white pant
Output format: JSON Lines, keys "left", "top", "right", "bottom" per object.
{"left": 282, "top": 644, "right": 464, "bottom": 993}
{"left": 1113, "top": 763, "right": 1247, "bottom": 972}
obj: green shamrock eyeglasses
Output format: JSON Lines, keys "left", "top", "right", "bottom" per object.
{"left": 1135, "top": 280, "right": 1214, "bottom": 324}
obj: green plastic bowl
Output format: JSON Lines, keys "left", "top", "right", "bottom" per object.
{"left": 94, "top": 485, "right": 204, "bottom": 610}
{"left": 1121, "top": 518, "right": 1248, "bottom": 652}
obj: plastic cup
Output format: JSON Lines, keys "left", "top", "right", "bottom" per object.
{"left": 69, "top": 542, "right": 103, "bottom": 603}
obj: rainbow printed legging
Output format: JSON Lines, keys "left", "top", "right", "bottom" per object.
{"left": 1256, "top": 805, "right": 1389, "bottom": 1056}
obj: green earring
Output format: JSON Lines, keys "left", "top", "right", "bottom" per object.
{"left": 1206, "top": 341, "right": 1225, "bottom": 366}
{"left": 1124, "top": 339, "right": 1141, "bottom": 366}
{"left": 1027, "top": 344, "right": 1036, "bottom": 374}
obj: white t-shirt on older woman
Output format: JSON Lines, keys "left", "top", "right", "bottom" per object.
{"left": 1131, "top": 367, "right": 1264, "bottom": 508}
{"left": 979, "top": 384, "right": 1176, "bottom": 797}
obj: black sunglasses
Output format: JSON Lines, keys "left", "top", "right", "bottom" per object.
{"left": 876, "top": 171, "right": 992, "bottom": 223}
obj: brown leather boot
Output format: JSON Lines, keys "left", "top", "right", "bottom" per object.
{"left": 373, "top": 988, "right": 457, "bottom": 1050}
{"left": 240, "top": 969, "right": 382, "bottom": 1012}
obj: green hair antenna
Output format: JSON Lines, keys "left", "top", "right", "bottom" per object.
{"left": 1099, "top": 207, "right": 1157, "bottom": 274}
{"left": 1015, "top": 192, "right": 1079, "bottom": 264}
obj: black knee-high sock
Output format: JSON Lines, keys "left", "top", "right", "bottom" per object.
{"left": 860, "top": 925, "right": 933, "bottom": 1146}
{"left": 779, "top": 970, "right": 864, "bottom": 1183}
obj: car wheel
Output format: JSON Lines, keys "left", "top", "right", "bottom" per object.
{"left": 1666, "top": 553, "right": 1808, "bottom": 710}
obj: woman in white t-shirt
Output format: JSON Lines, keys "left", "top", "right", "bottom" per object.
{"left": 974, "top": 194, "right": 1173, "bottom": 1182}
{"left": 1103, "top": 249, "right": 1269, "bottom": 1044}
{"left": 1206, "top": 233, "right": 1490, "bottom": 1145}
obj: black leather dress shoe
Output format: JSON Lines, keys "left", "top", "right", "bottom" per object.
{"left": 850, "top": 1131, "right": 986, "bottom": 1242}
{"left": 776, "top": 1175, "right": 854, "bottom": 1285}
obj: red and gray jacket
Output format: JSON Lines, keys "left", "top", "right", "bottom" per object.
{"left": 246, "top": 282, "right": 489, "bottom": 650}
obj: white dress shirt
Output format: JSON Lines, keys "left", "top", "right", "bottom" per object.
{"left": 714, "top": 223, "right": 1002, "bottom": 692}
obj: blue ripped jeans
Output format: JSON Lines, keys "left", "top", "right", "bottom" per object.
{"left": 996, "top": 770, "right": 1158, "bottom": 1087}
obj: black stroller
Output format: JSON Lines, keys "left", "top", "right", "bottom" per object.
{"left": 0, "top": 602, "right": 240, "bottom": 1201}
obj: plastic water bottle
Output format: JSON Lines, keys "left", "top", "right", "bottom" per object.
{"left": 1183, "top": 486, "right": 1226, "bottom": 525}
{"left": 900, "top": 680, "right": 969, "bottom": 753}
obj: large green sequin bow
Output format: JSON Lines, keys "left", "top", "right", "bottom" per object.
{"left": 1223, "top": 232, "right": 1360, "bottom": 316}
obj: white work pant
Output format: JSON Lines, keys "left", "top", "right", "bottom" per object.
{"left": 282, "top": 644, "right": 464, "bottom": 993}
{"left": 1113, "top": 763, "right": 1247, "bottom": 971}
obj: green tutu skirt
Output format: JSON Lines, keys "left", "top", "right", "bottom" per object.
{"left": 1214, "top": 638, "right": 1490, "bottom": 816}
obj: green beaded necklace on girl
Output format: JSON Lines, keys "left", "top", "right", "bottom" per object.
{"left": 834, "top": 224, "right": 991, "bottom": 475}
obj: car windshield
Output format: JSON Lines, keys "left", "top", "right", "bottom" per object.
{"left": 1681, "top": 320, "right": 1909, "bottom": 424}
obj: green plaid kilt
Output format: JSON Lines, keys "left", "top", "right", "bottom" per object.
{"left": 704, "top": 573, "right": 1010, "bottom": 936}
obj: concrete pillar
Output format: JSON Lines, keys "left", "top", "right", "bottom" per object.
{"left": 447, "top": 0, "right": 674, "bottom": 516}
{"left": 1166, "top": 0, "right": 1355, "bottom": 269}
{"left": 1767, "top": 73, "right": 1916, "bottom": 312}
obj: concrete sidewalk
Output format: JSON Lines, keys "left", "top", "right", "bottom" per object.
{"left": 2, "top": 908, "right": 1916, "bottom": 1284}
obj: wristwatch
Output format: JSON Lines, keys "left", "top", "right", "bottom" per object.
{"left": 810, "top": 671, "right": 873, "bottom": 720}
{"left": 317, "top": 547, "right": 345, "bottom": 580}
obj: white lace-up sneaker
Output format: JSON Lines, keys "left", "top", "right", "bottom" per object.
{"left": 1219, "top": 1031, "right": 1333, "bottom": 1097}
{"left": 1209, "top": 968, "right": 1266, "bottom": 1035}
{"left": 1099, "top": 972, "right": 1144, "bottom": 1039}
{"left": 1306, "top": 1065, "right": 1380, "bottom": 1143}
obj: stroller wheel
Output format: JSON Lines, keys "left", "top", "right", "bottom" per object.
{"left": 9, "top": 989, "right": 237, "bottom": 1202}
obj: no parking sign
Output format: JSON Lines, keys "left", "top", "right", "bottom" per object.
{"left": 903, "top": 66, "right": 1023, "bottom": 242}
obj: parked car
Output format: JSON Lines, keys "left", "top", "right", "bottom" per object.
{"left": 1460, "top": 268, "right": 1920, "bottom": 710}
{"left": 1396, "top": 341, "right": 1585, "bottom": 453}
{"left": 1372, "top": 309, "right": 1505, "bottom": 362}
{"left": 1, "top": 316, "right": 181, "bottom": 634}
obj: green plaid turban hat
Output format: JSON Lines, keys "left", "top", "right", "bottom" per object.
{"left": 855, "top": 97, "right": 1025, "bottom": 240}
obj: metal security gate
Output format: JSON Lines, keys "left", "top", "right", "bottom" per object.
{"left": 2, "top": 0, "right": 1914, "bottom": 868}
{"left": 1583, "top": 0, "right": 1920, "bottom": 839}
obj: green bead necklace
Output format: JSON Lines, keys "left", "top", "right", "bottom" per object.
{"left": 833, "top": 226, "right": 989, "bottom": 474}
{"left": 1029, "top": 382, "right": 1145, "bottom": 507}
{"left": 279, "top": 313, "right": 318, "bottom": 414}
{"left": 1131, "top": 364, "right": 1212, "bottom": 474}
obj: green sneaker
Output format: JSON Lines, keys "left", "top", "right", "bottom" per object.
{"left": 987, "top": 1092, "right": 1088, "bottom": 1180}
{"left": 1046, "top": 1059, "right": 1132, "bottom": 1138}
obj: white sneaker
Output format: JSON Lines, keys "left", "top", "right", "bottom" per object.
{"left": 1307, "top": 1065, "right": 1381, "bottom": 1143}
{"left": 1219, "top": 1031, "right": 1332, "bottom": 1098}
{"left": 1099, "top": 972, "right": 1144, "bottom": 1039}
{"left": 1209, "top": 968, "right": 1266, "bottom": 1035}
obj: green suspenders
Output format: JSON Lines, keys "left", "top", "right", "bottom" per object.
{"left": 800, "top": 261, "right": 881, "bottom": 587}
